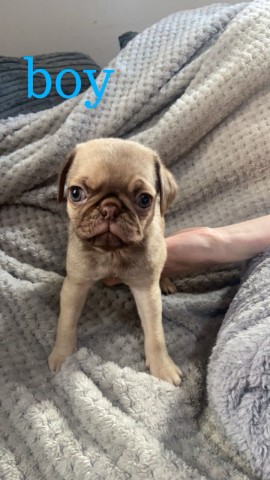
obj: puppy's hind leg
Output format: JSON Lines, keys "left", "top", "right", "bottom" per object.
{"left": 160, "top": 277, "right": 177, "bottom": 295}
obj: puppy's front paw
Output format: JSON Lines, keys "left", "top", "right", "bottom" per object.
{"left": 147, "top": 354, "right": 182, "bottom": 386}
{"left": 160, "top": 277, "right": 177, "bottom": 295}
{"left": 48, "top": 348, "right": 71, "bottom": 373}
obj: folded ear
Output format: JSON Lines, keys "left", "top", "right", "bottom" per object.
{"left": 57, "top": 150, "right": 76, "bottom": 203}
{"left": 154, "top": 155, "right": 178, "bottom": 216}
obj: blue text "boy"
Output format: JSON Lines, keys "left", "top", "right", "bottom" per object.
{"left": 23, "top": 56, "right": 114, "bottom": 108}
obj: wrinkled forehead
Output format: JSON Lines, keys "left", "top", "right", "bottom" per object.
{"left": 68, "top": 141, "right": 157, "bottom": 191}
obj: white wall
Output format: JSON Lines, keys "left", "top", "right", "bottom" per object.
{"left": 1, "top": 0, "right": 244, "bottom": 67}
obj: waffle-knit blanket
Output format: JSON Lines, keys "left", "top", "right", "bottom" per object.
{"left": 1, "top": 2, "right": 270, "bottom": 479}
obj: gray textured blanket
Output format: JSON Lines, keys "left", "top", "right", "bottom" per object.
{"left": 1, "top": 2, "right": 270, "bottom": 479}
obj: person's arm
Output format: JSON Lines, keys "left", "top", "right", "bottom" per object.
{"left": 217, "top": 215, "right": 270, "bottom": 262}
{"left": 163, "top": 215, "right": 270, "bottom": 277}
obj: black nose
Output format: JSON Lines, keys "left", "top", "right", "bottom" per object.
{"left": 101, "top": 203, "right": 120, "bottom": 220}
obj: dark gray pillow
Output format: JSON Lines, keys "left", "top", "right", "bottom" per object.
{"left": 119, "top": 31, "right": 138, "bottom": 49}
{"left": 0, "top": 52, "right": 101, "bottom": 119}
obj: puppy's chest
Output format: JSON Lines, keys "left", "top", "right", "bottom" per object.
{"left": 83, "top": 248, "right": 147, "bottom": 280}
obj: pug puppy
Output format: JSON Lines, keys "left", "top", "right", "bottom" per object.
{"left": 48, "top": 138, "right": 182, "bottom": 385}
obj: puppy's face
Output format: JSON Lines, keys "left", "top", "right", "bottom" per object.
{"left": 58, "top": 139, "right": 177, "bottom": 251}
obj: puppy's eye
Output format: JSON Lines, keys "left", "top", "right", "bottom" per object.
{"left": 136, "top": 193, "right": 152, "bottom": 209}
{"left": 69, "top": 186, "right": 86, "bottom": 202}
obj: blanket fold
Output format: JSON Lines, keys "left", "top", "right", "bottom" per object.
{"left": 208, "top": 249, "right": 270, "bottom": 480}
{"left": 1, "top": 2, "right": 270, "bottom": 479}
